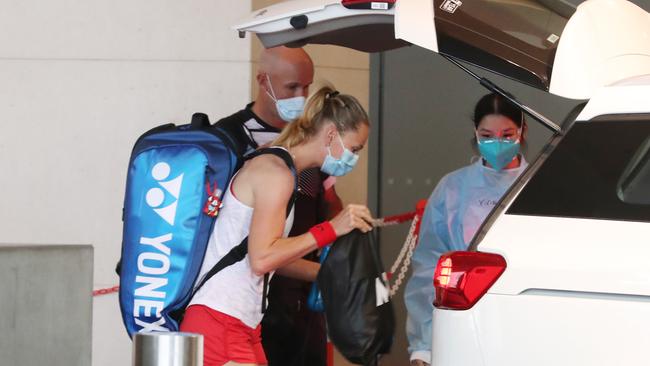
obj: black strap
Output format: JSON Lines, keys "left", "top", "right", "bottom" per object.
{"left": 246, "top": 147, "right": 297, "bottom": 313}
{"left": 245, "top": 146, "right": 294, "bottom": 169}
{"left": 262, "top": 272, "right": 270, "bottom": 313}
{"left": 214, "top": 109, "right": 258, "bottom": 156}
{"left": 240, "top": 119, "right": 259, "bottom": 149}
{"left": 243, "top": 147, "right": 297, "bottom": 221}
{"left": 190, "top": 147, "right": 298, "bottom": 312}
{"left": 192, "top": 237, "right": 249, "bottom": 296}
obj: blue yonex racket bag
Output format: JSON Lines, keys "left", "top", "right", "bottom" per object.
{"left": 118, "top": 113, "right": 240, "bottom": 336}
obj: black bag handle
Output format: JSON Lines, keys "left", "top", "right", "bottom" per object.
{"left": 190, "top": 112, "right": 211, "bottom": 129}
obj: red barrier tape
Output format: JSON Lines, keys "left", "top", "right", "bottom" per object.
{"left": 327, "top": 342, "right": 334, "bottom": 366}
{"left": 414, "top": 199, "right": 427, "bottom": 235}
{"left": 381, "top": 211, "right": 417, "bottom": 225}
{"left": 93, "top": 286, "right": 119, "bottom": 297}
{"left": 377, "top": 199, "right": 427, "bottom": 226}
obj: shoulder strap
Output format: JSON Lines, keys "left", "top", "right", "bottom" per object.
{"left": 190, "top": 147, "right": 298, "bottom": 306}
{"left": 245, "top": 147, "right": 298, "bottom": 196}
{"left": 215, "top": 109, "right": 257, "bottom": 156}
{"left": 247, "top": 147, "right": 298, "bottom": 312}
{"left": 191, "top": 238, "right": 248, "bottom": 296}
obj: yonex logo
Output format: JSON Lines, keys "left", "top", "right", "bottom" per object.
{"left": 145, "top": 162, "right": 184, "bottom": 226}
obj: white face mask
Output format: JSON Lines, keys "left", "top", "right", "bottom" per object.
{"left": 320, "top": 133, "right": 359, "bottom": 177}
{"left": 265, "top": 75, "right": 306, "bottom": 122}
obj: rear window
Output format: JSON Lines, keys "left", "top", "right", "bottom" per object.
{"left": 433, "top": 0, "right": 573, "bottom": 90}
{"left": 507, "top": 116, "right": 650, "bottom": 222}
{"left": 618, "top": 136, "right": 650, "bottom": 205}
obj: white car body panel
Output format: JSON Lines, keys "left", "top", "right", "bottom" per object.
{"left": 235, "top": 0, "right": 351, "bottom": 33}
{"left": 577, "top": 78, "right": 650, "bottom": 120}
{"left": 550, "top": 0, "right": 650, "bottom": 99}
{"left": 481, "top": 214, "right": 650, "bottom": 297}
{"left": 394, "top": 0, "right": 437, "bottom": 52}
{"left": 232, "top": 0, "right": 395, "bottom": 43}
{"left": 433, "top": 293, "right": 650, "bottom": 366}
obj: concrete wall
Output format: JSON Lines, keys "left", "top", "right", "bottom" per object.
{"left": 0, "top": 1, "right": 253, "bottom": 364}
{"left": 0, "top": 245, "right": 93, "bottom": 366}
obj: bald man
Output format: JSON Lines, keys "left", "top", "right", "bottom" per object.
{"left": 216, "top": 46, "right": 342, "bottom": 366}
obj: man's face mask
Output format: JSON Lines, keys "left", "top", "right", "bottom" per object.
{"left": 476, "top": 129, "right": 521, "bottom": 171}
{"left": 265, "top": 75, "right": 305, "bottom": 122}
{"left": 321, "top": 133, "right": 359, "bottom": 177}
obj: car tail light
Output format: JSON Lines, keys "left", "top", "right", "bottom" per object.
{"left": 342, "top": 0, "right": 396, "bottom": 10}
{"left": 433, "top": 251, "right": 506, "bottom": 310}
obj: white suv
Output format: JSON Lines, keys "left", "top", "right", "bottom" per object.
{"left": 235, "top": 0, "right": 650, "bottom": 365}
{"left": 432, "top": 73, "right": 650, "bottom": 366}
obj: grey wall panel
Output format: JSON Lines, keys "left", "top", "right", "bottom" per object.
{"left": 0, "top": 245, "right": 93, "bottom": 366}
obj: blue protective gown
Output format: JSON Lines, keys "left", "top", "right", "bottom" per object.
{"left": 404, "top": 156, "right": 528, "bottom": 363}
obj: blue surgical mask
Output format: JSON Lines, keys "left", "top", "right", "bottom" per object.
{"left": 476, "top": 131, "right": 521, "bottom": 171}
{"left": 321, "top": 134, "right": 359, "bottom": 177}
{"left": 265, "top": 75, "right": 305, "bottom": 122}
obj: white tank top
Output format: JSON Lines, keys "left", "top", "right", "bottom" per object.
{"left": 189, "top": 175, "right": 294, "bottom": 328}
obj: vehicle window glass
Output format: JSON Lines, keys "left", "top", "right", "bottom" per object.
{"left": 437, "top": 0, "right": 571, "bottom": 47}
{"left": 507, "top": 118, "right": 650, "bottom": 222}
{"left": 433, "top": 0, "right": 573, "bottom": 90}
{"left": 618, "top": 136, "right": 650, "bottom": 205}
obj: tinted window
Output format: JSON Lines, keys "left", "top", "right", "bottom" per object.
{"left": 507, "top": 117, "right": 650, "bottom": 222}
{"left": 618, "top": 136, "right": 650, "bottom": 205}
{"left": 433, "top": 0, "right": 573, "bottom": 90}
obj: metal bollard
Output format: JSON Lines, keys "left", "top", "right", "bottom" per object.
{"left": 132, "top": 332, "right": 203, "bottom": 366}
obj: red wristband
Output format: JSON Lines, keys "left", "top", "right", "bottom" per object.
{"left": 309, "top": 222, "right": 337, "bottom": 248}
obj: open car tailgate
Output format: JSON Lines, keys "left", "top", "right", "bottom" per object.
{"left": 234, "top": 0, "right": 650, "bottom": 99}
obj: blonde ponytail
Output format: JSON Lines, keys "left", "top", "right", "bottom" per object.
{"left": 274, "top": 85, "right": 369, "bottom": 148}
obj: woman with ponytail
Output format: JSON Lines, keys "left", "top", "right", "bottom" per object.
{"left": 181, "top": 85, "right": 373, "bottom": 366}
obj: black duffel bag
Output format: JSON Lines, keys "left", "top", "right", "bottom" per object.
{"left": 317, "top": 230, "right": 395, "bottom": 366}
